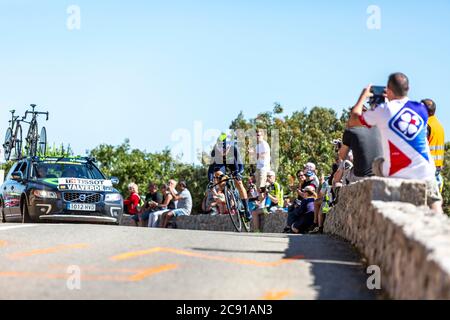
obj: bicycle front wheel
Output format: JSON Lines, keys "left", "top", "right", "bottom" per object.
{"left": 224, "top": 185, "right": 243, "bottom": 232}
{"left": 15, "top": 125, "right": 22, "bottom": 159}
{"left": 3, "top": 127, "right": 12, "bottom": 161}
{"left": 39, "top": 127, "right": 47, "bottom": 156}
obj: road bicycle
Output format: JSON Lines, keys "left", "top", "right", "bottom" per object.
{"left": 209, "top": 173, "right": 251, "bottom": 233}
{"left": 3, "top": 110, "right": 23, "bottom": 161}
{"left": 22, "top": 104, "right": 49, "bottom": 158}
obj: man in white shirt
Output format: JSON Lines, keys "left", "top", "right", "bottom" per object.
{"left": 348, "top": 73, "right": 443, "bottom": 214}
{"left": 255, "top": 129, "right": 271, "bottom": 194}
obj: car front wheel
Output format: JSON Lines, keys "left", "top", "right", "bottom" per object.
{"left": 22, "top": 203, "right": 33, "bottom": 223}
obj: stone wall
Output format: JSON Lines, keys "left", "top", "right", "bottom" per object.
{"left": 121, "top": 211, "right": 288, "bottom": 233}
{"left": 324, "top": 177, "right": 450, "bottom": 300}
{"left": 176, "top": 211, "right": 288, "bottom": 233}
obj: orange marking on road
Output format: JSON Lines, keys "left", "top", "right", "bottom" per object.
{"left": 110, "top": 247, "right": 304, "bottom": 267}
{"left": 0, "top": 240, "right": 7, "bottom": 247}
{"left": 7, "top": 243, "right": 89, "bottom": 260}
{"left": 262, "top": 290, "right": 293, "bottom": 300}
{"left": 127, "top": 264, "right": 178, "bottom": 282}
{"left": 0, "top": 271, "right": 68, "bottom": 280}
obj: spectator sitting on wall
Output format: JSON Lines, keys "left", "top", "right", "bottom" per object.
{"left": 123, "top": 183, "right": 141, "bottom": 226}
{"left": 340, "top": 116, "right": 383, "bottom": 183}
{"left": 348, "top": 73, "right": 443, "bottom": 214}
{"left": 132, "top": 182, "right": 163, "bottom": 227}
{"left": 247, "top": 176, "right": 260, "bottom": 214}
{"left": 252, "top": 171, "right": 284, "bottom": 233}
{"left": 148, "top": 182, "right": 177, "bottom": 228}
{"left": 289, "top": 186, "right": 317, "bottom": 234}
{"left": 161, "top": 181, "right": 193, "bottom": 228}
{"left": 304, "top": 162, "right": 320, "bottom": 191}
{"left": 332, "top": 151, "right": 353, "bottom": 187}
{"left": 202, "top": 174, "right": 228, "bottom": 215}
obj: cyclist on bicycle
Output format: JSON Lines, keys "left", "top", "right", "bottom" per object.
{"left": 208, "top": 133, "right": 252, "bottom": 221}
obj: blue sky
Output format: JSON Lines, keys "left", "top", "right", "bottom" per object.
{"left": 1, "top": 0, "right": 449, "bottom": 163}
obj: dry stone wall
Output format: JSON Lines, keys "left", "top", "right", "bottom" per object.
{"left": 324, "top": 177, "right": 450, "bottom": 300}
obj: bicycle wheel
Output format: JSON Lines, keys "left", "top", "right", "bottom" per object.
{"left": 39, "top": 127, "right": 47, "bottom": 156}
{"left": 224, "top": 185, "right": 243, "bottom": 232}
{"left": 239, "top": 201, "right": 251, "bottom": 233}
{"left": 3, "top": 127, "right": 12, "bottom": 161}
{"left": 27, "top": 122, "right": 38, "bottom": 157}
{"left": 14, "top": 125, "right": 22, "bottom": 159}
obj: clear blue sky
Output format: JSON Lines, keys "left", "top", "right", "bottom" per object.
{"left": 1, "top": 0, "right": 449, "bottom": 163}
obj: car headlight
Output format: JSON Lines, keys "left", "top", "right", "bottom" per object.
{"left": 33, "top": 190, "right": 58, "bottom": 199}
{"left": 105, "top": 193, "right": 122, "bottom": 202}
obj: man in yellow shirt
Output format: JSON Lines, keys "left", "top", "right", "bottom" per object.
{"left": 422, "top": 99, "right": 445, "bottom": 193}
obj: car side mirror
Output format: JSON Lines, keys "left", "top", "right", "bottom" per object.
{"left": 111, "top": 177, "right": 120, "bottom": 185}
{"left": 11, "top": 171, "right": 24, "bottom": 182}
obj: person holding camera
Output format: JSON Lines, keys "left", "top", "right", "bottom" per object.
{"left": 252, "top": 171, "right": 283, "bottom": 232}
{"left": 348, "top": 72, "right": 443, "bottom": 214}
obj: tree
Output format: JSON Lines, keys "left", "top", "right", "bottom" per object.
{"left": 228, "top": 104, "right": 347, "bottom": 188}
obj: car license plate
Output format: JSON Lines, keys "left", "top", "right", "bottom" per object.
{"left": 67, "top": 203, "right": 96, "bottom": 211}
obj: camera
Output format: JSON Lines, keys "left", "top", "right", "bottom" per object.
{"left": 368, "top": 86, "right": 386, "bottom": 107}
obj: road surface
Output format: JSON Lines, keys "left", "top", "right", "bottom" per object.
{"left": 0, "top": 222, "right": 378, "bottom": 300}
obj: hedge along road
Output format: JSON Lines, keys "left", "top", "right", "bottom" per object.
{"left": 0, "top": 222, "right": 378, "bottom": 300}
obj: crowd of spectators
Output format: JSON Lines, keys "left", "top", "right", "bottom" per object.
{"left": 123, "top": 72, "right": 445, "bottom": 231}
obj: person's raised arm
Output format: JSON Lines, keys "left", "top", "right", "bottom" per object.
{"left": 348, "top": 85, "right": 373, "bottom": 128}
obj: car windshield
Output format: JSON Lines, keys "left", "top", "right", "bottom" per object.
{"left": 33, "top": 162, "right": 105, "bottom": 180}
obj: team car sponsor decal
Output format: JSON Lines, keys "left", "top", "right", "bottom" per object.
{"left": 58, "top": 178, "right": 113, "bottom": 192}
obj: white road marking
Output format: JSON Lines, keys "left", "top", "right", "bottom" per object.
{"left": 0, "top": 224, "right": 39, "bottom": 231}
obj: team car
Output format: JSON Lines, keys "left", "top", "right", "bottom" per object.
{"left": 0, "top": 156, "right": 124, "bottom": 224}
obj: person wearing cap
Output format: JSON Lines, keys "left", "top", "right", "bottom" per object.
{"left": 207, "top": 133, "right": 252, "bottom": 221}
{"left": 422, "top": 99, "right": 445, "bottom": 193}
{"left": 251, "top": 171, "right": 283, "bottom": 232}
{"left": 304, "top": 169, "right": 319, "bottom": 192}
{"left": 160, "top": 181, "right": 193, "bottom": 228}
{"left": 288, "top": 186, "right": 317, "bottom": 234}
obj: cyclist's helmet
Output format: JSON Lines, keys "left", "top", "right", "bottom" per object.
{"left": 216, "top": 133, "right": 233, "bottom": 154}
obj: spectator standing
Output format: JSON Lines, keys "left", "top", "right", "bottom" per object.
{"left": 161, "top": 181, "right": 193, "bottom": 228}
{"left": 310, "top": 175, "right": 333, "bottom": 234}
{"left": 124, "top": 183, "right": 141, "bottom": 226}
{"left": 422, "top": 99, "right": 445, "bottom": 193}
{"left": 254, "top": 129, "right": 271, "bottom": 194}
{"left": 349, "top": 73, "right": 443, "bottom": 214}
{"left": 339, "top": 125, "right": 383, "bottom": 182}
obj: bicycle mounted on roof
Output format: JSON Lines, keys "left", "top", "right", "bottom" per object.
{"left": 3, "top": 104, "right": 49, "bottom": 161}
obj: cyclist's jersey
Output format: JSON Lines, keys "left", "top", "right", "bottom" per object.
{"left": 360, "top": 98, "right": 436, "bottom": 180}
{"left": 208, "top": 144, "right": 244, "bottom": 181}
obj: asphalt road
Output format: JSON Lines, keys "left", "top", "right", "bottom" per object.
{"left": 0, "top": 222, "right": 378, "bottom": 300}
